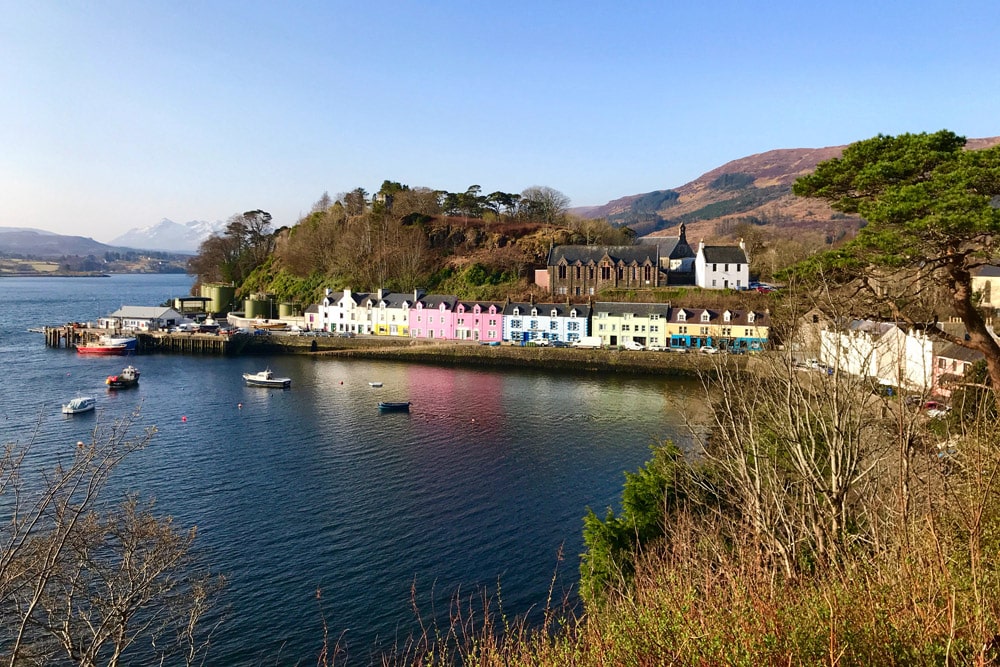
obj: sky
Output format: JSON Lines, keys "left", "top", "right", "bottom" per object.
{"left": 2, "top": 1, "right": 999, "bottom": 243}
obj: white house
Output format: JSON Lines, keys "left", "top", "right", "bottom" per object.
{"left": 318, "top": 288, "right": 372, "bottom": 334}
{"left": 695, "top": 240, "right": 749, "bottom": 290}
{"left": 99, "top": 306, "right": 188, "bottom": 332}
{"left": 819, "top": 320, "right": 937, "bottom": 392}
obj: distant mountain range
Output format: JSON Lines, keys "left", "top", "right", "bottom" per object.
{"left": 109, "top": 218, "right": 227, "bottom": 252}
{"left": 0, "top": 219, "right": 226, "bottom": 258}
{"left": 573, "top": 136, "right": 1000, "bottom": 241}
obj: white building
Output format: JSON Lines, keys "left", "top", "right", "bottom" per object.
{"left": 318, "top": 288, "right": 372, "bottom": 334}
{"left": 99, "top": 306, "right": 188, "bottom": 332}
{"left": 820, "top": 320, "right": 937, "bottom": 392}
{"left": 695, "top": 240, "right": 749, "bottom": 290}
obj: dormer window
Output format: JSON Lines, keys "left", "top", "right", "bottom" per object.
{"left": 513, "top": 307, "right": 521, "bottom": 316}
{"left": 531, "top": 308, "right": 538, "bottom": 317}
{"left": 724, "top": 311, "right": 732, "bottom": 322}
{"left": 678, "top": 311, "right": 686, "bottom": 322}
{"left": 748, "top": 312, "right": 755, "bottom": 323}
{"left": 551, "top": 309, "right": 558, "bottom": 318}
{"left": 701, "top": 312, "right": 710, "bottom": 323}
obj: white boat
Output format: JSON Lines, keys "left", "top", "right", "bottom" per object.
{"left": 369, "top": 382, "right": 383, "bottom": 387}
{"left": 62, "top": 396, "right": 96, "bottom": 414}
{"left": 242, "top": 369, "right": 291, "bottom": 389}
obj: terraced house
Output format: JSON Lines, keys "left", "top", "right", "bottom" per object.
{"left": 590, "top": 302, "right": 672, "bottom": 349}
{"left": 503, "top": 302, "right": 592, "bottom": 345}
{"left": 665, "top": 306, "right": 769, "bottom": 352}
{"left": 454, "top": 300, "right": 504, "bottom": 343}
{"left": 367, "top": 289, "right": 424, "bottom": 337}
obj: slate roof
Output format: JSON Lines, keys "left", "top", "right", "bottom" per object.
{"left": 701, "top": 245, "right": 748, "bottom": 264}
{"left": 504, "top": 302, "right": 592, "bottom": 318}
{"left": 974, "top": 265, "right": 1000, "bottom": 277}
{"left": 457, "top": 300, "right": 505, "bottom": 314}
{"left": 593, "top": 302, "right": 672, "bottom": 318}
{"left": 548, "top": 245, "right": 658, "bottom": 266}
{"left": 417, "top": 294, "right": 459, "bottom": 310}
{"left": 936, "top": 342, "right": 984, "bottom": 363}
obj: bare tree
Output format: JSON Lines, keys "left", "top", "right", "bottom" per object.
{"left": 0, "top": 412, "right": 223, "bottom": 666}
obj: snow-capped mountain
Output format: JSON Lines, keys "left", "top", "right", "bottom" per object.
{"left": 109, "top": 218, "right": 227, "bottom": 252}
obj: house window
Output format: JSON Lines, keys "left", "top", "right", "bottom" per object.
{"left": 712, "top": 279, "right": 717, "bottom": 287}
{"left": 725, "top": 264, "right": 729, "bottom": 271}
{"left": 511, "top": 319, "right": 522, "bottom": 329}
{"left": 713, "top": 264, "right": 717, "bottom": 271}
{"left": 568, "top": 321, "right": 579, "bottom": 331}
{"left": 530, "top": 320, "right": 539, "bottom": 329}
{"left": 558, "top": 266, "right": 566, "bottom": 278}
{"left": 575, "top": 266, "right": 581, "bottom": 279}
{"left": 550, "top": 321, "right": 558, "bottom": 330}
{"left": 700, "top": 327, "right": 709, "bottom": 335}
{"left": 679, "top": 326, "right": 688, "bottom": 334}
{"left": 722, "top": 327, "right": 732, "bottom": 336}
{"left": 622, "top": 324, "right": 631, "bottom": 332}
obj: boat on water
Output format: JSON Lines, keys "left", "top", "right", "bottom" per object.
{"left": 243, "top": 369, "right": 292, "bottom": 389}
{"left": 106, "top": 364, "right": 140, "bottom": 389}
{"left": 62, "top": 396, "right": 96, "bottom": 415}
{"left": 77, "top": 335, "right": 138, "bottom": 356}
{"left": 369, "top": 382, "right": 383, "bottom": 387}
{"left": 377, "top": 401, "right": 410, "bottom": 412}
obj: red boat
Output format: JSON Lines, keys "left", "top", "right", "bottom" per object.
{"left": 77, "top": 336, "right": 137, "bottom": 356}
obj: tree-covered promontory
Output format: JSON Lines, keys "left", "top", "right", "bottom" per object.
{"left": 188, "top": 182, "right": 634, "bottom": 305}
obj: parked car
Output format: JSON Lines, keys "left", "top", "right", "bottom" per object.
{"left": 621, "top": 340, "right": 645, "bottom": 351}
{"left": 550, "top": 340, "right": 569, "bottom": 348}
{"left": 646, "top": 344, "right": 666, "bottom": 352}
{"left": 699, "top": 345, "right": 719, "bottom": 354}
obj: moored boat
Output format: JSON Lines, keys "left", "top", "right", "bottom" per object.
{"left": 369, "top": 382, "right": 383, "bottom": 387}
{"left": 377, "top": 401, "right": 410, "bottom": 412}
{"left": 243, "top": 369, "right": 292, "bottom": 389}
{"left": 77, "top": 335, "right": 137, "bottom": 356}
{"left": 106, "top": 364, "right": 140, "bottom": 389}
{"left": 62, "top": 396, "right": 96, "bottom": 414}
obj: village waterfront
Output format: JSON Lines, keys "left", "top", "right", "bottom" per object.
{"left": 0, "top": 273, "right": 705, "bottom": 663}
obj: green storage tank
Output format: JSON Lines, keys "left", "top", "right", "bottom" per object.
{"left": 244, "top": 296, "right": 274, "bottom": 319}
{"left": 278, "top": 302, "right": 301, "bottom": 318}
{"left": 201, "top": 284, "right": 237, "bottom": 315}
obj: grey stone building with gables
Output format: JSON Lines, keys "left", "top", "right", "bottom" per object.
{"left": 546, "top": 245, "right": 663, "bottom": 297}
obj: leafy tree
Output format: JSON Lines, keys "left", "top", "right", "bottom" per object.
{"left": 580, "top": 442, "right": 695, "bottom": 603}
{"left": 790, "top": 130, "right": 1000, "bottom": 403}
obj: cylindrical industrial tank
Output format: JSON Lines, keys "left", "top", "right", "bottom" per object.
{"left": 278, "top": 302, "right": 301, "bottom": 318}
{"left": 244, "top": 296, "right": 273, "bottom": 319}
{"left": 202, "top": 284, "right": 237, "bottom": 314}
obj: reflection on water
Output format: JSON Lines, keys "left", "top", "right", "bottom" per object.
{"left": 0, "top": 276, "right": 707, "bottom": 662}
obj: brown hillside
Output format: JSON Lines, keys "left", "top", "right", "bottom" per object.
{"left": 573, "top": 137, "right": 1000, "bottom": 243}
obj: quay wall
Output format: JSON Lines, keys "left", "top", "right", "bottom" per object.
{"left": 43, "top": 327, "right": 737, "bottom": 376}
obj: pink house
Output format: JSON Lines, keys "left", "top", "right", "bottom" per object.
{"left": 409, "top": 295, "right": 459, "bottom": 339}
{"left": 455, "top": 301, "right": 504, "bottom": 343}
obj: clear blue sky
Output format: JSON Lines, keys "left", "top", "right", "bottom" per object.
{"left": 2, "top": 1, "right": 998, "bottom": 243}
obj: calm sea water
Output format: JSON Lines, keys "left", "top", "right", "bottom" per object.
{"left": 0, "top": 274, "right": 701, "bottom": 664}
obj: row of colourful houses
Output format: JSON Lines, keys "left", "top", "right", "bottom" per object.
{"left": 304, "top": 288, "right": 771, "bottom": 351}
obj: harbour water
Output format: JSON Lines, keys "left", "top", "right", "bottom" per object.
{"left": 0, "top": 274, "right": 703, "bottom": 664}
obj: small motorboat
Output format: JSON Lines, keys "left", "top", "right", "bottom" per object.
{"left": 369, "top": 382, "right": 383, "bottom": 388}
{"left": 377, "top": 401, "right": 410, "bottom": 412}
{"left": 243, "top": 369, "right": 292, "bottom": 389}
{"left": 106, "top": 364, "right": 140, "bottom": 389}
{"left": 62, "top": 396, "right": 96, "bottom": 415}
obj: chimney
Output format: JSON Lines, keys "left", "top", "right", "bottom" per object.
{"left": 378, "top": 288, "right": 386, "bottom": 300}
